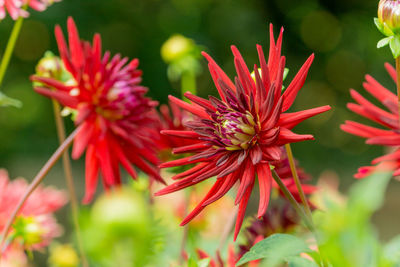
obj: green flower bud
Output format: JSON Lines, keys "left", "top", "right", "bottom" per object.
{"left": 36, "top": 51, "right": 63, "bottom": 80}
{"left": 161, "top": 34, "right": 195, "bottom": 63}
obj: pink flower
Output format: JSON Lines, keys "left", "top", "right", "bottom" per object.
{"left": 0, "top": 0, "right": 60, "bottom": 20}
{"left": 0, "top": 169, "right": 67, "bottom": 262}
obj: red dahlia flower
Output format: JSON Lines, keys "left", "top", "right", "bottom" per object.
{"left": 31, "top": 18, "right": 164, "bottom": 203}
{"left": 0, "top": 0, "right": 60, "bottom": 20}
{"left": 341, "top": 63, "right": 400, "bottom": 178}
{"left": 156, "top": 25, "right": 330, "bottom": 239}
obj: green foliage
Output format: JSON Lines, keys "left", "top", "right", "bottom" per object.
{"left": 80, "top": 184, "right": 166, "bottom": 267}
{"left": 314, "top": 170, "right": 395, "bottom": 267}
{"left": 237, "top": 233, "right": 312, "bottom": 266}
{"left": 374, "top": 17, "right": 400, "bottom": 58}
{"left": 186, "top": 257, "right": 210, "bottom": 267}
{"left": 0, "top": 92, "right": 22, "bottom": 108}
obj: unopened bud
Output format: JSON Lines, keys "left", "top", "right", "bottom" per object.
{"left": 161, "top": 34, "right": 195, "bottom": 63}
{"left": 36, "top": 51, "right": 63, "bottom": 80}
{"left": 378, "top": 0, "right": 400, "bottom": 35}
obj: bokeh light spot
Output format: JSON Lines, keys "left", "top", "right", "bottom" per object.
{"left": 300, "top": 10, "right": 342, "bottom": 52}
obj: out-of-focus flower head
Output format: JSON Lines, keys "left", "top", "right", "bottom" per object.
{"left": 156, "top": 24, "right": 330, "bottom": 240}
{"left": 48, "top": 243, "right": 79, "bottom": 267}
{"left": 31, "top": 17, "right": 165, "bottom": 203}
{"left": 238, "top": 201, "right": 300, "bottom": 260}
{"left": 161, "top": 34, "right": 202, "bottom": 86}
{"left": 341, "top": 63, "right": 400, "bottom": 178}
{"left": 0, "top": 169, "right": 67, "bottom": 263}
{"left": 81, "top": 186, "right": 164, "bottom": 267}
{"left": 0, "top": 0, "right": 60, "bottom": 20}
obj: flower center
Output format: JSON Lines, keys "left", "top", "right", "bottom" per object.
{"left": 215, "top": 110, "right": 258, "bottom": 150}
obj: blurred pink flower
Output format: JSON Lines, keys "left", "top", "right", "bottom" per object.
{"left": 0, "top": 0, "right": 60, "bottom": 20}
{"left": 0, "top": 169, "right": 67, "bottom": 263}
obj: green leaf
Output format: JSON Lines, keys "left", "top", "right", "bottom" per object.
{"left": 0, "top": 92, "right": 22, "bottom": 108}
{"left": 377, "top": 37, "right": 392, "bottom": 48}
{"left": 390, "top": 35, "right": 400, "bottom": 58}
{"left": 237, "top": 234, "right": 311, "bottom": 266}
{"left": 384, "top": 235, "right": 400, "bottom": 263}
{"left": 288, "top": 256, "right": 319, "bottom": 267}
{"left": 348, "top": 169, "right": 392, "bottom": 215}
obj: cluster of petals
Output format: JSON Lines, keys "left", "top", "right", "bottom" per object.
{"left": 156, "top": 24, "right": 330, "bottom": 239}
{"left": 0, "top": 169, "right": 67, "bottom": 262}
{"left": 341, "top": 63, "right": 400, "bottom": 178}
{"left": 0, "top": 0, "right": 60, "bottom": 20}
{"left": 31, "top": 18, "right": 164, "bottom": 203}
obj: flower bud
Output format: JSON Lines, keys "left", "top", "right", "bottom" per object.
{"left": 35, "top": 51, "right": 63, "bottom": 80}
{"left": 161, "top": 34, "right": 194, "bottom": 63}
{"left": 378, "top": 0, "right": 400, "bottom": 35}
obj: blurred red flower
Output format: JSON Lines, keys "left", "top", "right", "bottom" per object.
{"left": 341, "top": 63, "right": 400, "bottom": 178}
{"left": 31, "top": 17, "right": 164, "bottom": 203}
{"left": 156, "top": 24, "right": 330, "bottom": 239}
{"left": 0, "top": 0, "right": 60, "bottom": 20}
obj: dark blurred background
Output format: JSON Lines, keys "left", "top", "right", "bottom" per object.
{"left": 0, "top": 0, "right": 399, "bottom": 244}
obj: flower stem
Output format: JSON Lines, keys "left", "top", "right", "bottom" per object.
{"left": 0, "top": 125, "right": 80, "bottom": 254}
{"left": 181, "top": 70, "right": 197, "bottom": 98}
{"left": 218, "top": 205, "right": 238, "bottom": 250}
{"left": 0, "top": 16, "right": 24, "bottom": 89}
{"left": 51, "top": 100, "right": 88, "bottom": 267}
{"left": 284, "top": 144, "right": 313, "bottom": 218}
{"left": 395, "top": 57, "right": 400, "bottom": 124}
{"left": 271, "top": 170, "right": 314, "bottom": 232}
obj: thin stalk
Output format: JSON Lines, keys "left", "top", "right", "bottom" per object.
{"left": 0, "top": 126, "right": 80, "bottom": 254}
{"left": 271, "top": 170, "right": 314, "bottom": 232}
{"left": 218, "top": 205, "right": 238, "bottom": 250}
{"left": 181, "top": 70, "right": 197, "bottom": 98}
{"left": 51, "top": 100, "right": 88, "bottom": 267}
{"left": 395, "top": 57, "right": 400, "bottom": 124}
{"left": 272, "top": 170, "right": 326, "bottom": 267}
{"left": 0, "top": 16, "right": 24, "bottom": 88}
{"left": 179, "top": 189, "right": 191, "bottom": 262}
{"left": 284, "top": 144, "right": 312, "bottom": 218}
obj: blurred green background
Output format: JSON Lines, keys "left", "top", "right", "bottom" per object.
{"left": 1, "top": 0, "right": 400, "bottom": 256}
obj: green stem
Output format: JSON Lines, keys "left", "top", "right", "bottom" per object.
{"left": 284, "top": 144, "right": 313, "bottom": 219}
{"left": 51, "top": 100, "right": 88, "bottom": 267}
{"left": 0, "top": 16, "right": 24, "bottom": 89}
{"left": 0, "top": 126, "right": 80, "bottom": 255}
{"left": 271, "top": 170, "right": 314, "bottom": 232}
{"left": 181, "top": 70, "right": 197, "bottom": 98}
